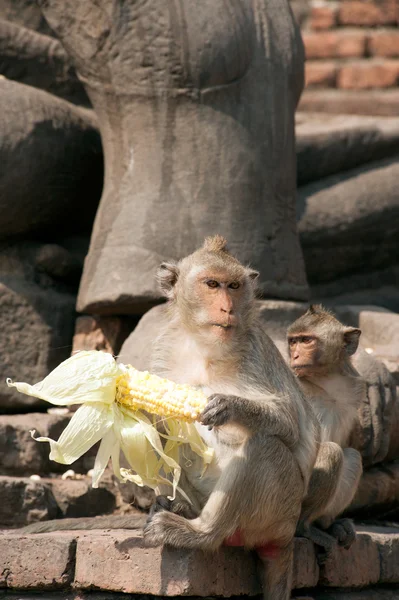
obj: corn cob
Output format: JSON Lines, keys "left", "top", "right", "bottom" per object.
{"left": 115, "top": 366, "right": 207, "bottom": 422}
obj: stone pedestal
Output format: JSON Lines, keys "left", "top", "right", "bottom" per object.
{"left": 39, "top": 0, "right": 309, "bottom": 314}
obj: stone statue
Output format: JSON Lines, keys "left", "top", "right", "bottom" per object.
{"left": 39, "top": 0, "right": 309, "bottom": 314}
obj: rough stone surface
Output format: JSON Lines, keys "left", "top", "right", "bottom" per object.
{"left": 0, "top": 20, "right": 89, "bottom": 105}
{"left": 0, "top": 78, "right": 102, "bottom": 241}
{"left": 292, "top": 537, "right": 319, "bottom": 589}
{"left": 0, "top": 532, "right": 76, "bottom": 589}
{"left": 49, "top": 477, "right": 117, "bottom": 519}
{"left": 338, "top": 1, "right": 398, "bottom": 27}
{"left": 338, "top": 61, "right": 399, "bottom": 90}
{"left": 303, "top": 591, "right": 399, "bottom": 600}
{"left": 371, "top": 526, "right": 399, "bottom": 583}
{"left": 299, "top": 89, "right": 399, "bottom": 117}
{"left": 311, "top": 265, "right": 399, "bottom": 314}
{"left": 74, "top": 531, "right": 261, "bottom": 596}
{"left": 72, "top": 316, "right": 137, "bottom": 357}
{"left": 296, "top": 112, "right": 399, "bottom": 185}
{"left": 369, "top": 31, "right": 399, "bottom": 58}
{"left": 0, "top": 528, "right": 396, "bottom": 594}
{"left": 0, "top": 0, "right": 54, "bottom": 36}
{"left": 303, "top": 31, "right": 367, "bottom": 59}
{"left": 319, "top": 532, "right": 380, "bottom": 588}
{"left": 297, "top": 157, "right": 399, "bottom": 284}
{"left": 0, "top": 412, "right": 88, "bottom": 475}
{"left": 39, "top": 0, "right": 310, "bottom": 314}
{"left": 305, "top": 61, "right": 338, "bottom": 88}
{"left": 0, "top": 476, "right": 58, "bottom": 527}
{"left": 0, "top": 278, "right": 76, "bottom": 412}
{"left": 348, "top": 462, "right": 399, "bottom": 520}
{"left": 35, "top": 244, "right": 83, "bottom": 285}
{"left": 74, "top": 532, "right": 316, "bottom": 595}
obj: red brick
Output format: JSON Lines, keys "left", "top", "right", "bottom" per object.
{"left": 338, "top": 1, "right": 398, "bottom": 26}
{"left": 0, "top": 532, "right": 76, "bottom": 589}
{"left": 310, "top": 6, "right": 338, "bottom": 30}
{"left": 338, "top": 60, "right": 399, "bottom": 88}
{"left": 73, "top": 531, "right": 319, "bottom": 595}
{"left": 303, "top": 31, "right": 366, "bottom": 59}
{"left": 305, "top": 61, "right": 338, "bottom": 87}
{"left": 368, "top": 30, "right": 399, "bottom": 57}
{"left": 74, "top": 531, "right": 261, "bottom": 596}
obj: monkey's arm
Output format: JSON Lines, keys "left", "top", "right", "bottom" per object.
{"left": 200, "top": 393, "right": 299, "bottom": 446}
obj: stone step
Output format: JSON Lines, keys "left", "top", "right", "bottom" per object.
{"left": 0, "top": 474, "right": 129, "bottom": 528}
{"left": 0, "top": 527, "right": 398, "bottom": 596}
{"left": 0, "top": 412, "right": 95, "bottom": 476}
{"left": 298, "top": 89, "right": 399, "bottom": 117}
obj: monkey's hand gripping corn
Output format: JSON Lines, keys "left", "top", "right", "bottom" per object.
{"left": 7, "top": 351, "right": 213, "bottom": 500}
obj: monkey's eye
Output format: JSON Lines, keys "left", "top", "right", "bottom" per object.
{"left": 302, "top": 336, "right": 313, "bottom": 344}
{"left": 206, "top": 280, "right": 219, "bottom": 289}
{"left": 229, "top": 282, "right": 240, "bottom": 290}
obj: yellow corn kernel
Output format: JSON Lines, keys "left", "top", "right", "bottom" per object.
{"left": 115, "top": 367, "right": 207, "bottom": 422}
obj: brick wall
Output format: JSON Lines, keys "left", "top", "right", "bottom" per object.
{"left": 291, "top": 0, "right": 399, "bottom": 114}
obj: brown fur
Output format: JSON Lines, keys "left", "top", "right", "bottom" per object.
{"left": 144, "top": 236, "right": 319, "bottom": 600}
{"left": 288, "top": 306, "right": 364, "bottom": 559}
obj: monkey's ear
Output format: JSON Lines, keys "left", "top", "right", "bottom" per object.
{"left": 343, "top": 327, "right": 361, "bottom": 356}
{"left": 247, "top": 269, "right": 259, "bottom": 282}
{"left": 157, "top": 262, "right": 179, "bottom": 298}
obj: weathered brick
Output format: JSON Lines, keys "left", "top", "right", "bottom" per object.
{"left": 309, "top": 6, "right": 338, "bottom": 30}
{"left": 292, "top": 537, "right": 319, "bottom": 588}
{"left": 74, "top": 532, "right": 318, "bottom": 595}
{"left": 0, "top": 413, "right": 95, "bottom": 477}
{"left": 338, "top": 61, "right": 399, "bottom": 89}
{"left": 303, "top": 31, "right": 366, "bottom": 59}
{"left": 0, "top": 532, "right": 76, "bottom": 589}
{"left": 365, "top": 526, "right": 399, "bottom": 583}
{"left": 305, "top": 61, "right": 338, "bottom": 87}
{"left": 338, "top": 1, "right": 398, "bottom": 26}
{"left": 74, "top": 531, "right": 261, "bottom": 596}
{"left": 368, "top": 30, "right": 399, "bottom": 57}
{"left": 319, "top": 531, "right": 380, "bottom": 587}
{"left": 0, "top": 476, "right": 58, "bottom": 528}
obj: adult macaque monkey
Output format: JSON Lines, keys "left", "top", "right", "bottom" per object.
{"left": 287, "top": 306, "right": 364, "bottom": 559}
{"left": 22, "top": 236, "right": 319, "bottom": 600}
{"left": 142, "top": 236, "right": 319, "bottom": 600}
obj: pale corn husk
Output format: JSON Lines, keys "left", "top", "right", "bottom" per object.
{"left": 7, "top": 351, "right": 214, "bottom": 500}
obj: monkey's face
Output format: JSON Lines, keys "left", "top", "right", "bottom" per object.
{"left": 156, "top": 243, "right": 259, "bottom": 345}
{"left": 288, "top": 334, "right": 320, "bottom": 378}
{"left": 185, "top": 268, "right": 252, "bottom": 341}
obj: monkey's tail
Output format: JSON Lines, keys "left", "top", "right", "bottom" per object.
{"left": 257, "top": 541, "right": 294, "bottom": 600}
{"left": 15, "top": 513, "right": 147, "bottom": 534}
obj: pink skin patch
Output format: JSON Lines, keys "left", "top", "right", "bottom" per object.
{"left": 223, "top": 529, "right": 281, "bottom": 559}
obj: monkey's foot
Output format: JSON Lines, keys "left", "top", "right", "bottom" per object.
{"left": 143, "top": 511, "right": 169, "bottom": 546}
{"left": 148, "top": 495, "right": 197, "bottom": 520}
{"left": 297, "top": 524, "right": 336, "bottom": 565}
{"left": 327, "top": 518, "right": 356, "bottom": 550}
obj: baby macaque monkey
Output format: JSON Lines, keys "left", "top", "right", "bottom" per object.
{"left": 287, "top": 305, "right": 364, "bottom": 559}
